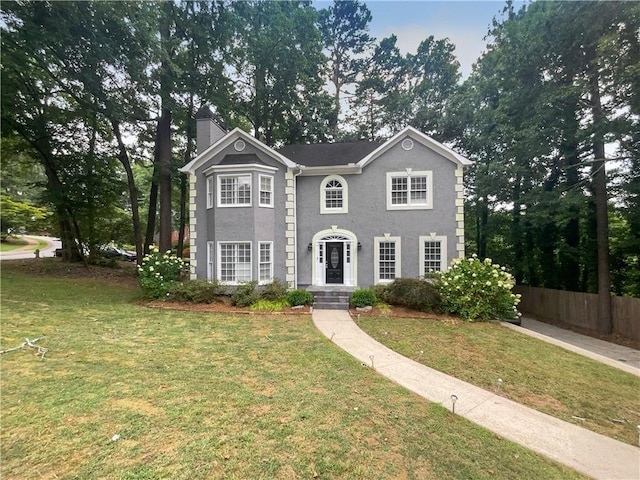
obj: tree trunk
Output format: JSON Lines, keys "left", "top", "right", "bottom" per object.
{"left": 589, "top": 70, "right": 613, "bottom": 334}
{"left": 112, "top": 119, "right": 143, "bottom": 264}
{"left": 158, "top": 107, "right": 172, "bottom": 254}
{"left": 145, "top": 157, "right": 159, "bottom": 255}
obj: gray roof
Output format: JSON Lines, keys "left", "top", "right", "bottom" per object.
{"left": 277, "top": 141, "right": 382, "bottom": 167}
{"left": 219, "top": 154, "right": 264, "bottom": 165}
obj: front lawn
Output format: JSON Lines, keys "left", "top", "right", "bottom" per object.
{"left": 358, "top": 315, "right": 640, "bottom": 445}
{"left": 0, "top": 261, "right": 586, "bottom": 480}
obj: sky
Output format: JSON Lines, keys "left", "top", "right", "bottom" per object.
{"left": 317, "top": 0, "right": 521, "bottom": 79}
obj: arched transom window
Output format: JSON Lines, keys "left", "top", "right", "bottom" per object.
{"left": 320, "top": 175, "right": 348, "bottom": 214}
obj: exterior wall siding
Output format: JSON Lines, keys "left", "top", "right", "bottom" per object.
{"left": 191, "top": 142, "right": 288, "bottom": 283}
{"left": 296, "top": 138, "right": 459, "bottom": 288}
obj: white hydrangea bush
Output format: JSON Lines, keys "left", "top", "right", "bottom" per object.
{"left": 436, "top": 254, "right": 521, "bottom": 321}
{"left": 137, "top": 246, "right": 188, "bottom": 299}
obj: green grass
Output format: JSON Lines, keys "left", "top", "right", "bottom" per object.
{"left": 0, "top": 237, "right": 48, "bottom": 252}
{"left": 0, "top": 262, "right": 588, "bottom": 480}
{"left": 358, "top": 315, "right": 640, "bottom": 445}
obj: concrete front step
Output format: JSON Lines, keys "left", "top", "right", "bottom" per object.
{"left": 314, "top": 301, "right": 350, "bottom": 310}
{"left": 309, "top": 290, "right": 352, "bottom": 310}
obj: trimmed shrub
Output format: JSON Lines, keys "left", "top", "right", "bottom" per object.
{"left": 138, "top": 247, "right": 189, "bottom": 299}
{"left": 436, "top": 255, "right": 521, "bottom": 321}
{"left": 286, "top": 289, "right": 314, "bottom": 306}
{"left": 168, "top": 280, "right": 223, "bottom": 303}
{"left": 231, "top": 281, "right": 260, "bottom": 307}
{"left": 260, "top": 278, "right": 289, "bottom": 301}
{"left": 350, "top": 288, "right": 377, "bottom": 308}
{"left": 383, "top": 278, "right": 442, "bottom": 312}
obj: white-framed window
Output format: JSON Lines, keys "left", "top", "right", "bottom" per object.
{"left": 218, "top": 242, "right": 252, "bottom": 284}
{"left": 419, "top": 235, "right": 447, "bottom": 275}
{"left": 386, "top": 171, "right": 433, "bottom": 210}
{"left": 258, "top": 242, "right": 273, "bottom": 283}
{"left": 374, "top": 236, "right": 401, "bottom": 284}
{"left": 207, "top": 241, "right": 214, "bottom": 280}
{"left": 320, "top": 175, "right": 348, "bottom": 214}
{"left": 206, "top": 176, "right": 214, "bottom": 209}
{"left": 218, "top": 174, "right": 251, "bottom": 207}
{"left": 259, "top": 175, "right": 273, "bottom": 208}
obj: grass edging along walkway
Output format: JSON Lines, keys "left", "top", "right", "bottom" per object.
{"left": 0, "top": 263, "right": 588, "bottom": 480}
{"left": 357, "top": 315, "right": 640, "bottom": 446}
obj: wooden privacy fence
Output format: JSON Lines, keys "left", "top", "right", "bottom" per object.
{"left": 514, "top": 286, "right": 640, "bottom": 342}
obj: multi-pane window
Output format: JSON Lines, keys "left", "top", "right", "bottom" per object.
{"left": 219, "top": 242, "right": 251, "bottom": 283}
{"left": 374, "top": 236, "right": 401, "bottom": 284}
{"left": 259, "top": 242, "right": 273, "bottom": 283}
{"left": 391, "top": 177, "right": 408, "bottom": 205}
{"left": 411, "top": 176, "right": 427, "bottom": 203}
{"left": 423, "top": 241, "right": 442, "bottom": 272}
{"left": 325, "top": 180, "right": 343, "bottom": 209}
{"left": 321, "top": 175, "right": 348, "bottom": 214}
{"left": 419, "top": 235, "right": 447, "bottom": 275}
{"left": 206, "top": 176, "right": 214, "bottom": 209}
{"left": 387, "top": 171, "right": 433, "bottom": 210}
{"left": 219, "top": 174, "right": 251, "bottom": 206}
{"left": 378, "top": 242, "right": 396, "bottom": 280}
{"left": 259, "top": 175, "right": 273, "bottom": 207}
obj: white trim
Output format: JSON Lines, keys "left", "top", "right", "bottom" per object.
{"left": 298, "top": 164, "right": 362, "bottom": 176}
{"left": 258, "top": 241, "right": 273, "bottom": 284}
{"left": 206, "top": 176, "right": 214, "bottom": 209}
{"left": 217, "top": 241, "right": 252, "bottom": 285}
{"left": 311, "top": 227, "right": 358, "bottom": 287}
{"left": 217, "top": 173, "right": 252, "bottom": 207}
{"left": 259, "top": 174, "right": 274, "bottom": 208}
{"left": 203, "top": 163, "right": 278, "bottom": 175}
{"left": 206, "top": 241, "right": 214, "bottom": 280}
{"left": 374, "top": 236, "right": 401, "bottom": 284}
{"left": 419, "top": 234, "right": 448, "bottom": 275}
{"left": 386, "top": 171, "right": 433, "bottom": 210}
{"left": 401, "top": 138, "right": 414, "bottom": 151}
{"left": 180, "top": 127, "right": 296, "bottom": 175}
{"left": 320, "top": 174, "right": 348, "bottom": 214}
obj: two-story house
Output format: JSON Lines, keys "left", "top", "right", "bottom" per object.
{"left": 180, "top": 108, "right": 472, "bottom": 303}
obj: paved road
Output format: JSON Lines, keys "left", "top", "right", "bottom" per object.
{"left": 507, "top": 317, "right": 640, "bottom": 374}
{"left": 0, "top": 235, "right": 61, "bottom": 260}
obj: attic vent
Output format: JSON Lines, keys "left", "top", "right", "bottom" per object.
{"left": 234, "top": 140, "right": 246, "bottom": 152}
{"left": 401, "top": 138, "right": 414, "bottom": 151}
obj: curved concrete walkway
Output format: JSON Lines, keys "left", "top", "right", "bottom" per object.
{"left": 312, "top": 309, "right": 640, "bottom": 480}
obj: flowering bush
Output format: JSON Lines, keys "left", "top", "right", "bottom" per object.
{"left": 138, "top": 247, "right": 188, "bottom": 299}
{"left": 436, "top": 255, "right": 521, "bottom": 321}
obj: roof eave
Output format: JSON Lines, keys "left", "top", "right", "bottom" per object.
{"left": 179, "top": 128, "right": 297, "bottom": 175}
{"left": 297, "top": 164, "right": 362, "bottom": 176}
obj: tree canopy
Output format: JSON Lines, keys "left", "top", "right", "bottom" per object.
{"left": 1, "top": 0, "right": 637, "bottom": 306}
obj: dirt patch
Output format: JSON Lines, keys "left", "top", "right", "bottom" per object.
{"left": 2, "top": 258, "right": 138, "bottom": 286}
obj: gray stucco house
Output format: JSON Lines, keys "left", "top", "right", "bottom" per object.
{"left": 180, "top": 111, "right": 472, "bottom": 295}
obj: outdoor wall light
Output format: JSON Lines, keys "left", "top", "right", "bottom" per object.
{"left": 308, "top": 243, "right": 312, "bottom": 251}
{"left": 357, "top": 242, "right": 362, "bottom": 250}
